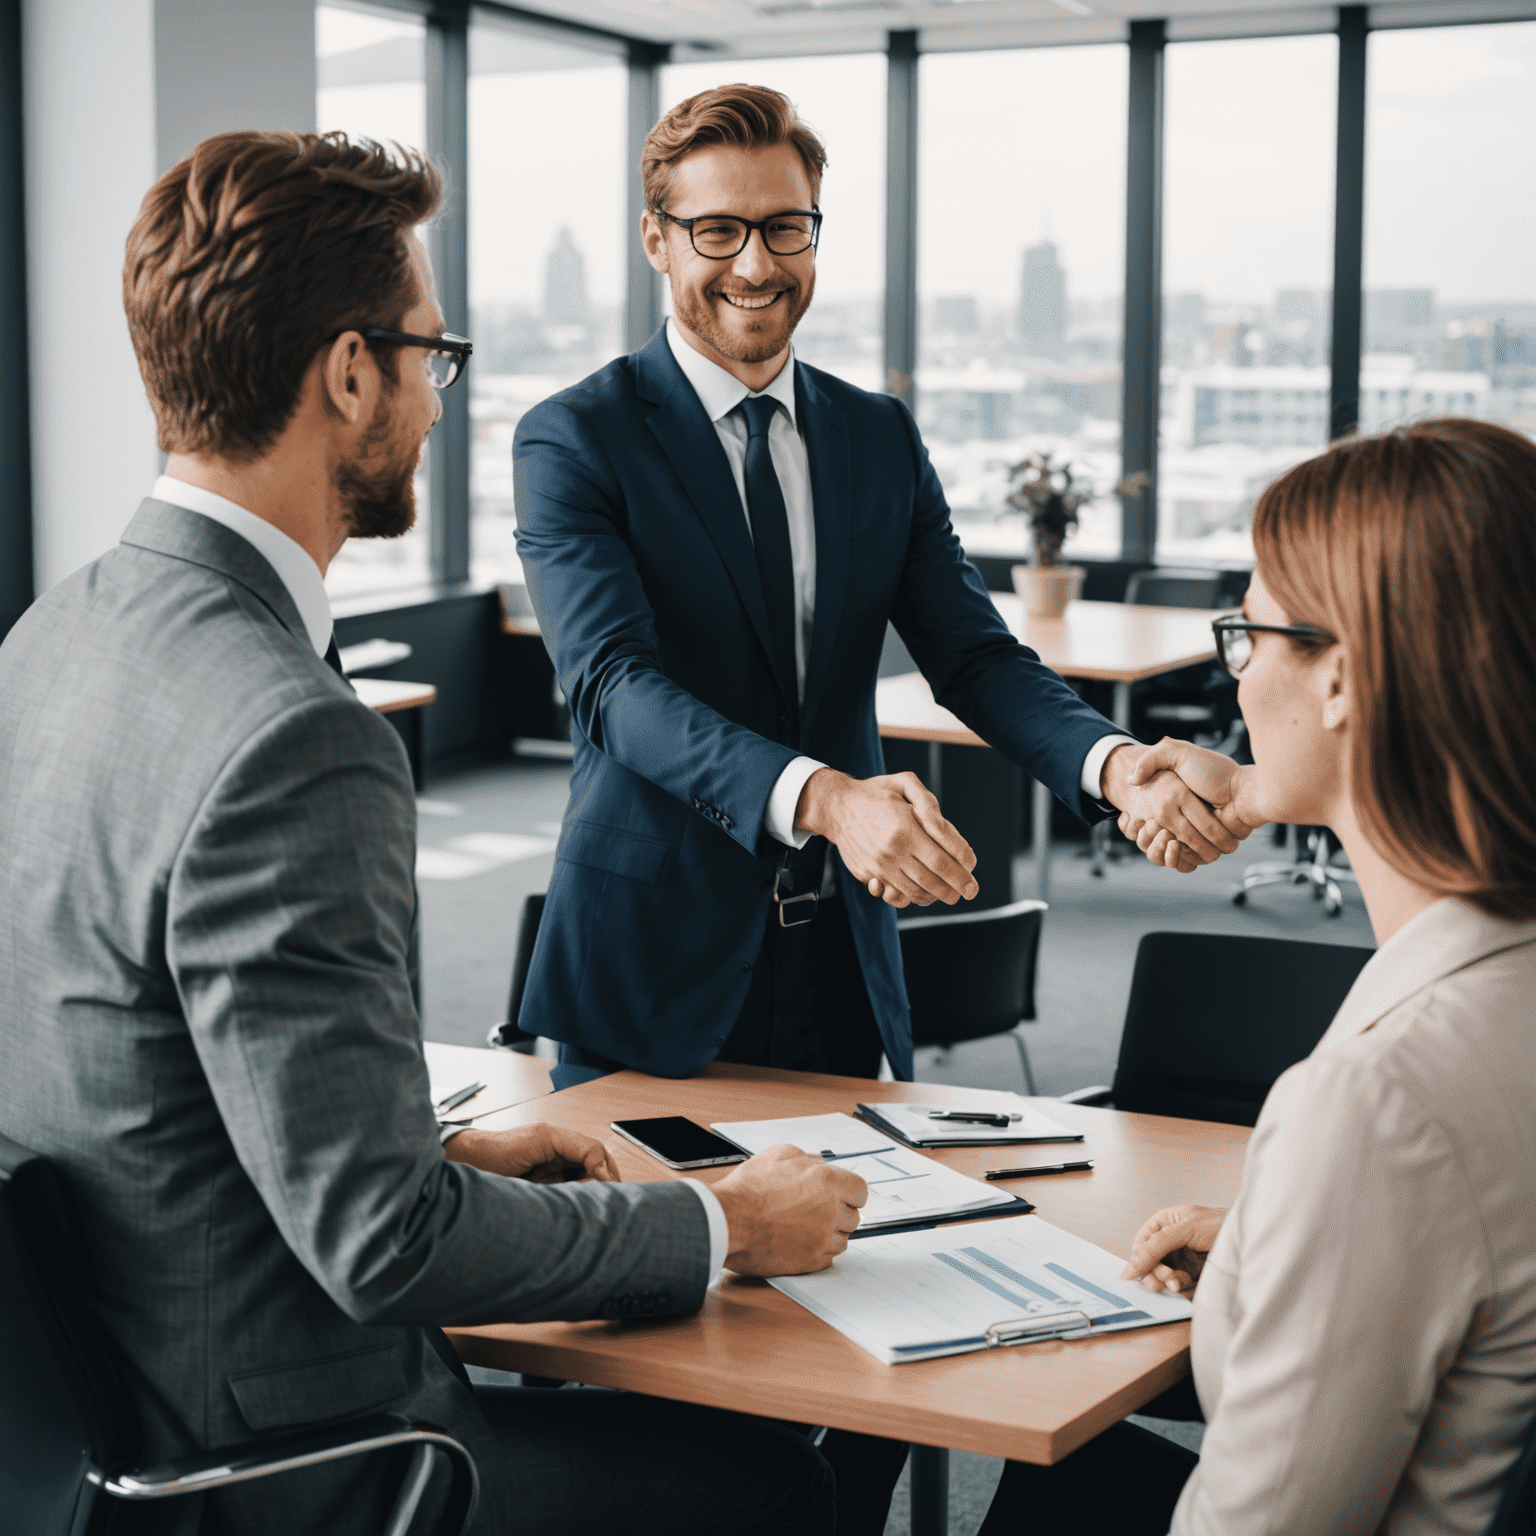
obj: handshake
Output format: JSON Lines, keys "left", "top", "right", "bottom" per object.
{"left": 796, "top": 739, "right": 1263, "bottom": 907}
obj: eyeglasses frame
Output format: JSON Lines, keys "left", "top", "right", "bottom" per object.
{"left": 1211, "top": 613, "right": 1334, "bottom": 680}
{"left": 360, "top": 327, "right": 474, "bottom": 390}
{"left": 656, "top": 208, "right": 823, "bottom": 260}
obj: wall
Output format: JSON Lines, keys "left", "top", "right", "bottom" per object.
{"left": 24, "top": 0, "right": 317, "bottom": 595}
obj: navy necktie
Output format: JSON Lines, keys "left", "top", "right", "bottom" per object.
{"left": 737, "top": 395, "right": 799, "bottom": 737}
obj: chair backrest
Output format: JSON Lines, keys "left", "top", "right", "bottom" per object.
{"left": 0, "top": 1135, "right": 135, "bottom": 1536}
{"left": 1488, "top": 1408, "right": 1536, "bottom": 1536}
{"left": 1112, "top": 932, "right": 1374, "bottom": 1126}
{"left": 1124, "top": 569, "right": 1225, "bottom": 610}
{"left": 502, "top": 892, "right": 547, "bottom": 1044}
{"left": 898, "top": 900, "right": 1045, "bottom": 1049}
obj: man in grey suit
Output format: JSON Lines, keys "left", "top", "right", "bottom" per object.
{"left": 0, "top": 131, "right": 865, "bottom": 1534}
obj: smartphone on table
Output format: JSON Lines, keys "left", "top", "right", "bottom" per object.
{"left": 610, "top": 1116, "right": 749, "bottom": 1170}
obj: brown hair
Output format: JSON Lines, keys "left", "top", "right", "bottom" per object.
{"left": 124, "top": 131, "right": 441, "bottom": 461}
{"left": 1254, "top": 418, "right": 1536, "bottom": 919}
{"left": 641, "top": 84, "right": 828, "bottom": 214}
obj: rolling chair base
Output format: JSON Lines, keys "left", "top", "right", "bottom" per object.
{"left": 1234, "top": 830, "right": 1358, "bottom": 919}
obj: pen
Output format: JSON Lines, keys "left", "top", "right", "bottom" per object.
{"left": 927, "top": 1110, "right": 1016, "bottom": 1127}
{"left": 435, "top": 1081, "right": 484, "bottom": 1115}
{"left": 820, "top": 1146, "right": 895, "bottom": 1161}
{"left": 984, "top": 1160, "right": 1094, "bottom": 1180}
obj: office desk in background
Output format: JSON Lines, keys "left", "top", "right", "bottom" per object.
{"left": 353, "top": 677, "right": 436, "bottom": 792}
{"left": 877, "top": 600, "right": 1226, "bottom": 902}
{"left": 446, "top": 1064, "right": 1248, "bottom": 1534}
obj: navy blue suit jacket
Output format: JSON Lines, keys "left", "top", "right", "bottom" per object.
{"left": 512, "top": 329, "right": 1121, "bottom": 1082}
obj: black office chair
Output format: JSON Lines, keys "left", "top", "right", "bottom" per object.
{"left": 1489, "top": 1409, "right": 1536, "bottom": 1536}
{"left": 0, "top": 1134, "right": 478, "bottom": 1536}
{"left": 1061, "top": 931, "right": 1374, "bottom": 1125}
{"left": 898, "top": 899, "right": 1047, "bottom": 1094}
{"left": 1235, "top": 824, "right": 1358, "bottom": 918}
{"left": 487, "top": 892, "right": 546, "bottom": 1053}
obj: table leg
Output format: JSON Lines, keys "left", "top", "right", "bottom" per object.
{"left": 926, "top": 741, "right": 943, "bottom": 804}
{"left": 1032, "top": 776, "right": 1052, "bottom": 903}
{"left": 1090, "top": 680, "right": 1136, "bottom": 877}
{"left": 407, "top": 707, "right": 427, "bottom": 793}
{"left": 909, "top": 1445, "right": 949, "bottom": 1536}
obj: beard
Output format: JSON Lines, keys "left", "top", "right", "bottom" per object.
{"left": 335, "top": 388, "right": 420, "bottom": 541}
{"left": 671, "top": 266, "right": 816, "bottom": 365}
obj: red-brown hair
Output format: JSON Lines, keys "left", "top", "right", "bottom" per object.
{"left": 124, "top": 131, "right": 441, "bottom": 461}
{"left": 642, "top": 84, "right": 828, "bottom": 213}
{"left": 1254, "top": 418, "right": 1536, "bottom": 919}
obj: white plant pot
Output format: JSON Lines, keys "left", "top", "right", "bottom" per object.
{"left": 1011, "top": 563, "right": 1085, "bottom": 618}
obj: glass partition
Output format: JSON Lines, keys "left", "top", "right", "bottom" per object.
{"left": 316, "top": 1, "right": 432, "bottom": 598}
{"left": 1158, "top": 32, "right": 1337, "bottom": 568}
{"left": 468, "top": 16, "right": 627, "bottom": 585}
{"left": 917, "top": 46, "right": 1127, "bottom": 565}
{"left": 1363, "top": 20, "right": 1536, "bottom": 443}
{"left": 660, "top": 54, "right": 886, "bottom": 392}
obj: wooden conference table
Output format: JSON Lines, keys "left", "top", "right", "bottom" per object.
{"left": 446, "top": 1063, "right": 1249, "bottom": 1534}
{"left": 877, "top": 598, "right": 1226, "bottom": 902}
{"left": 353, "top": 676, "right": 437, "bottom": 793}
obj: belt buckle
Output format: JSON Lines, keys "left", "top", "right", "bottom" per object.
{"left": 773, "top": 865, "right": 819, "bottom": 928}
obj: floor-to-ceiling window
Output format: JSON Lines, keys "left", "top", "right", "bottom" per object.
{"left": 1159, "top": 31, "right": 1337, "bottom": 566}
{"left": 467, "top": 15, "right": 627, "bottom": 585}
{"left": 917, "top": 45, "right": 1127, "bottom": 563}
{"left": 659, "top": 54, "right": 886, "bottom": 391}
{"left": 316, "top": 1, "right": 432, "bottom": 597}
{"left": 1363, "top": 19, "right": 1536, "bottom": 442}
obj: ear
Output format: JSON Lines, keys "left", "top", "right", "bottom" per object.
{"left": 1319, "top": 646, "right": 1350, "bottom": 732}
{"left": 641, "top": 211, "right": 671, "bottom": 275}
{"left": 320, "top": 331, "right": 371, "bottom": 426}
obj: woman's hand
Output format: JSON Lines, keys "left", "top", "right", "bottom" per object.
{"left": 1121, "top": 1204, "right": 1228, "bottom": 1294}
{"left": 444, "top": 1124, "right": 621, "bottom": 1183}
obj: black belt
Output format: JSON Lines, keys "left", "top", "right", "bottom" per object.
{"left": 773, "top": 836, "right": 828, "bottom": 927}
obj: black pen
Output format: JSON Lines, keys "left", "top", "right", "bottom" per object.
{"left": 984, "top": 1160, "right": 1094, "bottom": 1180}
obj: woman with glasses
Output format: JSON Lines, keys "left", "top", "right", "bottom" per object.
{"left": 979, "top": 418, "right": 1536, "bottom": 1534}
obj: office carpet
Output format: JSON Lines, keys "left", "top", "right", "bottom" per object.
{"left": 418, "top": 757, "right": 1374, "bottom": 1531}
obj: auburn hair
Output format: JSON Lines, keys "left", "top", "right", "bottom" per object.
{"left": 1253, "top": 418, "right": 1536, "bottom": 919}
{"left": 642, "top": 84, "right": 828, "bottom": 213}
{"left": 124, "top": 131, "right": 441, "bottom": 461}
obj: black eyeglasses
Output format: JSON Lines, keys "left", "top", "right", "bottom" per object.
{"left": 1212, "top": 614, "right": 1334, "bottom": 679}
{"left": 658, "top": 208, "right": 822, "bottom": 260}
{"left": 361, "top": 327, "right": 473, "bottom": 389}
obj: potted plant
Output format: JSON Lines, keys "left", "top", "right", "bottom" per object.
{"left": 1004, "top": 452, "right": 1089, "bottom": 617}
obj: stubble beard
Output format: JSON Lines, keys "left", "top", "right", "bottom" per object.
{"left": 335, "top": 386, "right": 420, "bottom": 541}
{"left": 672, "top": 268, "right": 816, "bottom": 365}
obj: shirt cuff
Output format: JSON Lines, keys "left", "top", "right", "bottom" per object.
{"left": 1080, "top": 734, "right": 1139, "bottom": 804}
{"left": 439, "top": 1124, "right": 467, "bottom": 1145}
{"left": 764, "top": 755, "right": 828, "bottom": 849}
{"left": 680, "top": 1178, "right": 730, "bottom": 1287}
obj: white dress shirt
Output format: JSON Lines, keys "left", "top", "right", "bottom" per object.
{"left": 152, "top": 471, "right": 734, "bottom": 1278}
{"left": 1174, "top": 897, "right": 1536, "bottom": 1535}
{"left": 664, "top": 322, "right": 1131, "bottom": 849}
{"left": 152, "top": 475, "right": 333, "bottom": 657}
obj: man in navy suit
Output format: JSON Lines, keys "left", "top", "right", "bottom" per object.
{"left": 513, "top": 83, "right": 1240, "bottom": 1094}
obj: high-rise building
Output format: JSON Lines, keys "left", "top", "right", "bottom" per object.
{"left": 1017, "top": 240, "right": 1067, "bottom": 360}
{"left": 544, "top": 226, "right": 590, "bottom": 329}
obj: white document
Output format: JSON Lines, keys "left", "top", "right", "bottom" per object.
{"left": 770, "top": 1215, "right": 1193, "bottom": 1364}
{"left": 710, "top": 1113, "right": 1017, "bottom": 1231}
{"left": 861, "top": 1094, "right": 1082, "bottom": 1148}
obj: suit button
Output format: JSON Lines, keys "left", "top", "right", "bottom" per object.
{"left": 741, "top": 962, "right": 752, "bottom": 974}
{"left": 722, "top": 816, "right": 734, "bottom": 830}
{"left": 692, "top": 798, "right": 703, "bottom": 810}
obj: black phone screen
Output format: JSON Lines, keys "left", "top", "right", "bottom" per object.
{"left": 610, "top": 1117, "right": 747, "bottom": 1166}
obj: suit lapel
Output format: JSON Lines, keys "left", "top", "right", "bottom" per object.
{"left": 797, "top": 364, "right": 850, "bottom": 739}
{"left": 635, "top": 334, "right": 785, "bottom": 699}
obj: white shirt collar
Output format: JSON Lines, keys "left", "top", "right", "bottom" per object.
{"left": 151, "top": 476, "right": 333, "bottom": 658}
{"left": 666, "top": 317, "right": 798, "bottom": 428}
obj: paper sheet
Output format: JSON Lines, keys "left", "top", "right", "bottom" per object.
{"left": 865, "top": 1096, "right": 1081, "bottom": 1146}
{"left": 770, "top": 1215, "right": 1192, "bottom": 1364}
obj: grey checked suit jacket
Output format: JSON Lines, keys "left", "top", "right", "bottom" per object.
{"left": 0, "top": 501, "right": 711, "bottom": 1535}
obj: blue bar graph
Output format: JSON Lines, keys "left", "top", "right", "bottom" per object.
{"left": 935, "top": 1251, "right": 1043, "bottom": 1312}
{"left": 960, "top": 1247, "right": 1065, "bottom": 1303}
{"left": 1044, "top": 1261, "right": 1135, "bottom": 1311}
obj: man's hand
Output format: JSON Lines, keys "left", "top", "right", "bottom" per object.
{"left": 1100, "top": 743, "right": 1241, "bottom": 873}
{"left": 711, "top": 1143, "right": 868, "bottom": 1276}
{"left": 1120, "top": 1204, "right": 1228, "bottom": 1295}
{"left": 444, "top": 1123, "right": 621, "bottom": 1184}
{"left": 1116, "top": 739, "right": 1265, "bottom": 869}
{"left": 795, "top": 767, "right": 978, "bottom": 909}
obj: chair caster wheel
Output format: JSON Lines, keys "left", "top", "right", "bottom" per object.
{"left": 1232, "top": 890, "right": 1246, "bottom": 907}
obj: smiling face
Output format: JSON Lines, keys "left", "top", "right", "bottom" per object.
{"left": 643, "top": 142, "right": 817, "bottom": 379}
{"left": 1236, "top": 566, "right": 1351, "bottom": 829}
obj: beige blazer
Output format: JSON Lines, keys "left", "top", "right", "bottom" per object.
{"left": 1173, "top": 898, "right": 1536, "bottom": 1535}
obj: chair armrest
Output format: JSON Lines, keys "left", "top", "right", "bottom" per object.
{"left": 96, "top": 1411, "right": 477, "bottom": 1514}
{"left": 1057, "top": 1086, "right": 1113, "bottom": 1106}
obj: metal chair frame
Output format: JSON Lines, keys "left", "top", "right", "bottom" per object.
{"left": 1234, "top": 825, "right": 1358, "bottom": 918}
